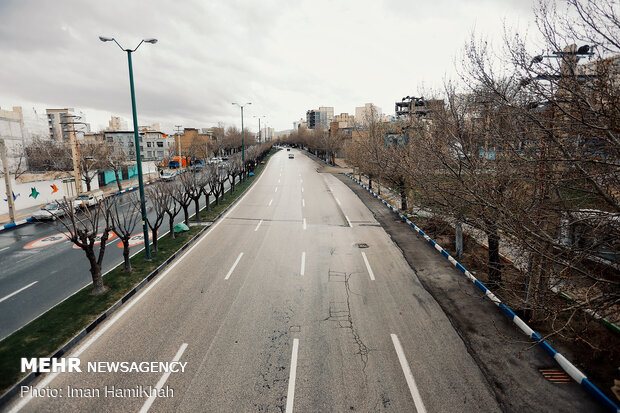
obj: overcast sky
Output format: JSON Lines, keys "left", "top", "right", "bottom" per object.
{"left": 0, "top": 0, "right": 540, "bottom": 134}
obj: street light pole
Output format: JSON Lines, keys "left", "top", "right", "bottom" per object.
{"left": 100, "top": 36, "right": 157, "bottom": 260}
{"left": 232, "top": 102, "right": 251, "bottom": 177}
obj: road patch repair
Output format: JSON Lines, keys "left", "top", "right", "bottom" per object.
{"left": 336, "top": 172, "right": 616, "bottom": 413}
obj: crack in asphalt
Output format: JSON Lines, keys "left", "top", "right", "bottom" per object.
{"left": 343, "top": 272, "right": 371, "bottom": 373}
{"left": 326, "top": 269, "right": 371, "bottom": 375}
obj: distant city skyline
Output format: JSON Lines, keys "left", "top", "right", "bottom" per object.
{"left": 0, "top": 0, "right": 539, "bottom": 133}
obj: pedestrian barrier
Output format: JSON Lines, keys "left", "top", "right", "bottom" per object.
{"left": 344, "top": 172, "right": 619, "bottom": 413}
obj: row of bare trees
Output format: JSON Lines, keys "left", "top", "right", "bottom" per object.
{"left": 280, "top": 126, "right": 346, "bottom": 166}
{"left": 51, "top": 142, "right": 272, "bottom": 295}
{"left": 25, "top": 138, "right": 127, "bottom": 192}
{"left": 346, "top": 0, "right": 618, "bottom": 339}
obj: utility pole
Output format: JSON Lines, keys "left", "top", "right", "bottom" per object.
{"left": 61, "top": 114, "right": 84, "bottom": 195}
{"left": 0, "top": 139, "right": 15, "bottom": 223}
{"left": 175, "top": 125, "right": 183, "bottom": 167}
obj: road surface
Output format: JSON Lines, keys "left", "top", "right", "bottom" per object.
{"left": 0, "top": 178, "right": 230, "bottom": 340}
{"left": 9, "top": 149, "right": 501, "bottom": 412}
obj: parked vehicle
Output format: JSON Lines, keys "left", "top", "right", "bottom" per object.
{"left": 32, "top": 201, "right": 72, "bottom": 221}
{"left": 160, "top": 171, "right": 178, "bottom": 181}
{"left": 73, "top": 191, "right": 104, "bottom": 209}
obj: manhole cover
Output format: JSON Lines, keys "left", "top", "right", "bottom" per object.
{"left": 539, "top": 369, "right": 571, "bottom": 383}
{"left": 357, "top": 243, "right": 369, "bottom": 248}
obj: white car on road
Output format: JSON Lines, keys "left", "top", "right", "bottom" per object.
{"left": 73, "top": 191, "right": 104, "bottom": 209}
{"left": 32, "top": 202, "right": 71, "bottom": 221}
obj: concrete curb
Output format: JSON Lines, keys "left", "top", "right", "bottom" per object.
{"left": 344, "top": 172, "right": 619, "bottom": 413}
{"left": 1, "top": 217, "right": 35, "bottom": 231}
{"left": 0, "top": 162, "right": 268, "bottom": 409}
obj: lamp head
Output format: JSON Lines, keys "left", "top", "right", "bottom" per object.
{"left": 144, "top": 38, "right": 158, "bottom": 44}
{"left": 99, "top": 36, "right": 114, "bottom": 42}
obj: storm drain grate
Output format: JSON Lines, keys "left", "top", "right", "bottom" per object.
{"left": 357, "top": 243, "right": 369, "bottom": 248}
{"left": 539, "top": 369, "right": 571, "bottom": 383}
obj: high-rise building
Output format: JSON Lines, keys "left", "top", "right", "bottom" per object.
{"left": 0, "top": 106, "right": 26, "bottom": 172}
{"left": 334, "top": 113, "right": 355, "bottom": 128}
{"left": 107, "top": 116, "right": 128, "bottom": 131}
{"left": 306, "top": 106, "right": 334, "bottom": 129}
{"left": 355, "top": 103, "right": 382, "bottom": 126}
{"left": 46, "top": 108, "right": 89, "bottom": 142}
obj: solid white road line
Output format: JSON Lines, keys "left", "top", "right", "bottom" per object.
{"left": 275, "top": 187, "right": 278, "bottom": 193}
{"left": 303, "top": 218, "right": 307, "bottom": 230}
{"left": 335, "top": 197, "right": 341, "bottom": 206}
{"left": 391, "top": 334, "right": 427, "bottom": 413}
{"left": 139, "top": 343, "right": 188, "bottom": 413}
{"left": 302, "top": 199, "right": 305, "bottom": 208}
{"left": 7, "top": 160, "right": 268, "bottom": 413}
{"left": 0, "top": 246, "right": 9, "bottom": 252}
{"left": 255, "top": 219, "right": 263, "bottom": 232}
{"left": 224, "top": 252, "right": 244, "bottom": 280}
{"left": 285, "top": 338, "right": 300, "bottom": 413}
{"left": 300, "top": 252, "right": 306, "bottom": 276}
{"left": 0, "top": 281, "right": 38, "bottom": 304}
{"left": 345, "top": 215, "right": 352, "bottom": 227}
{"left": 269, "top": 199, "right": 273, "bottom": 206}
{"left": 361, "top": 252, "right": 375, "bottom": 281}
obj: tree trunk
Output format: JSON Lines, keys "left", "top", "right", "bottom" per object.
{"left": 368, "top": 174, "right": 373, "bottom": 190}
{"left": 169, "top": 215, "right": 176, "bottom": 239}
{"left": 85, "top": 177, "right": 92, "bottom": 192}
{"left": 85, "top": 247, "right": 106, "bottom": 294}
{"left": 114, "top": 168, "right": 123, "bottom": 191}
{"left": 399, "top": 184, "right": 407, "bottom": 211}
{"left": 183, "top": 205, "right": 189, "bottom": 224}
{"left": 204, "top": 192, "right": 210, "bottom": 211}
{"left": 486, "top": 223, "right": 502, "bottom": 287}
{"left": 151, "top": 228, "right": 159, "bottom": 252}
{"left": 122, "top": 240, "right": 131, "bottom": 272}
{"left": 455, "top": 222, "right": 463, "bottom": 260}
{"left": 194, "top": 198, "right": 201, "bottom": 221}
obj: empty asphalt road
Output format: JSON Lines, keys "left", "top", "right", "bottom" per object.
{"left": 0, "top": 178, "right": 230, "bottom": 340}
{"left": 8, "top": 149, "right": 501, "bottom": 412}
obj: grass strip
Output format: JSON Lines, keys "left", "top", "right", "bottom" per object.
{"left": 0, "top": 148, "right": 276, "bottom": 395}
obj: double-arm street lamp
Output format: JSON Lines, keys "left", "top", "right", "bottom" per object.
{"left": 232, "top": 102, "right": 251, "bottom": 173}
{"left": 99, "top": 35, "right": 157, "bottom": 260}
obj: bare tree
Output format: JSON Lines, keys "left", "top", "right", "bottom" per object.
{"left": 109, "top": 193, "right": 141, "bottom": 272}
{"left": 25, "top": 138, "right": 72, "bottom": 171}
{"left": 145, "top": 182, "right": 168, "bottom": 252}
{"left": 79, "top": 141, "right": 107, "bottom": 192}
{"left": 56, "top": 197, "right": 113, "bottom": 295}
{"left": 162, "top": 182, "right": 182, "bottom": 239}
{"left": 173, "top": 177, "right": 193, "bottom": 225}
